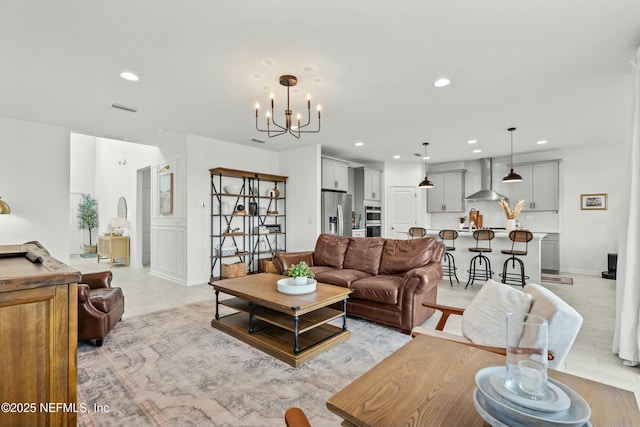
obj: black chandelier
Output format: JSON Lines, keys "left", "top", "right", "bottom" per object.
{"left": 255, "top": 75, "right": 321, "bottom": 139}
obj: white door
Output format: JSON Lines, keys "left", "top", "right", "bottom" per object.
{"left": 388, "top": 186, "right": 416, "bottom": 239}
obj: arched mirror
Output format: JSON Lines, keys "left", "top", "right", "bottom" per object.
{"left": 117, "top": 196, "right": 127, "bottom": 219}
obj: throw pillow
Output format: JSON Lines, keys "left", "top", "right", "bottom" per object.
{"left": 461, "top": 279, "right": 532, "bottom": 347}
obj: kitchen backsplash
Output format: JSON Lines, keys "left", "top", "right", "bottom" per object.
{"left": 429, "top": 200, "right": 559, "bottom": 233}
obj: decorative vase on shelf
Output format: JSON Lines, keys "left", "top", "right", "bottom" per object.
{"left": 506, "top": 219, "right": 516, "bottom": 234}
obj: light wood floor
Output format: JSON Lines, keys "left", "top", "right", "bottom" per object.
{"left": 71, "top": 255, "right": 640, "bottom": 407}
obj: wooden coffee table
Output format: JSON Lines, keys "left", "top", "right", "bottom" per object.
{"left": 210, "top": 273, "right": 352, "bottom": 367}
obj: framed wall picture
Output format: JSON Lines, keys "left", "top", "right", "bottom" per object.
{"left": 159, "top": 172, "right": 174, "bottom": 214}
{"left": 580, "top": 193, "right": 607, "bottom": 210}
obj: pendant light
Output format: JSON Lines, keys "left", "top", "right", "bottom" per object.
{"left": 0, "top": 196, "right": 10, "bottom": 214}
{"left": 418, "top": 142, "right": 434, "bottom": 188}
{"left": 502, "top": 127, "right": 523, "bottom": 182}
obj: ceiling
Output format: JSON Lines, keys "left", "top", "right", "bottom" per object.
{"left": 1, "top": 1, "right": 639, "bottom": 165}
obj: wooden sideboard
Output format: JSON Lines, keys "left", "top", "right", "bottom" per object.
{"left": 97, "top": 235, "right": 130, "bottom": 267}
{"left": 0, "top": 243, "right": 80, "bottom": 427}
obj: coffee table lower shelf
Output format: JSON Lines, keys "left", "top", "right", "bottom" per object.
{"left": 211, "top": 312, "right": 350, "bottom": 367}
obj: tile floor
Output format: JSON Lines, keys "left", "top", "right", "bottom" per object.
{"left": 71, "top": 255, "right": 640, "bottom": 406}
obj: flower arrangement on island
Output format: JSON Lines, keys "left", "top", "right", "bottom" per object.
{"left": 499, "top": 199, "right": 525, "bottom": 219}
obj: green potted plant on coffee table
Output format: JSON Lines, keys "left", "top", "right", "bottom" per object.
{"left": 287, "top": 261, "right": 315, "bottom": 285}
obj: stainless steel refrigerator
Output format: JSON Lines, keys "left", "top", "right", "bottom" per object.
{"left": 321, "top": 191, "right": 352, "bottom": 236}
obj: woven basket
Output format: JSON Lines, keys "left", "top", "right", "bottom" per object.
{"left": 259, "top": 258, "right": 278, "bottom": 274}
{"left": 222, "top": 262, "right": 246, "bottom": 279}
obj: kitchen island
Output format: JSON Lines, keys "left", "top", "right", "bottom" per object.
{"left": 426, "top": 229, "right": 547, "bottom": 285}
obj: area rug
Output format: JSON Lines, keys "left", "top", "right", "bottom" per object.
{"left": 77, "top": 300, "right": 410, "bottom": 427}
{"left": 541, "top": 273, "right": 574, "bottom": 285}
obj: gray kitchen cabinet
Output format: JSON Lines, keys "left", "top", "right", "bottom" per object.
{"left": 426, "top": 170, "right": 466, "bottom": 213}
{"left": 507, "top": 161, "right": 559, "bottom": 211}
{"left": 541, "top": 233, "right": 560, "bottom": 273}
{"left": 322, "top": 157, "right": 349, "bottom": 192}
{"left": 355, "top": 167, "right": 382, "bottom": 201}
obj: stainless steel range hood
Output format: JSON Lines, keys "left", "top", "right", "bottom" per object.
{"left": 464, "top": 158, "right": 508, "bottom": 201}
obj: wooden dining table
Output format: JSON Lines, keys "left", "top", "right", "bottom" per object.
{"left": 327, "top": 334, "right": 640, "bottom": 426}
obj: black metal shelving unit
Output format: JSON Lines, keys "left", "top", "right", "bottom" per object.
{"left": 209, "top": 168, "right": 287, "bottom": 282}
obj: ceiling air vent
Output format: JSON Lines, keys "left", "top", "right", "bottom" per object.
{"left": 110, "top": 102, "right": 139, "bottom": 113}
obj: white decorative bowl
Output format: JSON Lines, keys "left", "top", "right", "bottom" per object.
{"left": 223, "top": 185, "right": 242, "bottom": 194}
{"left": 112, "top": 229, "right": 124, "bottom": 236}
{"left": 277, "top": 278, "right": 317, "bottom": 295}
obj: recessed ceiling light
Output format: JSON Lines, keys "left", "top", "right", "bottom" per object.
{"left": 537, "top": 140, "right": 548, "bottom": 145}
{"left": 393, "top": 155, "right": 401, "bottom": 159}
{"left": 434, "top": 78, "right": 450, "bottom": 87}
{"left": 468, "top": 139, "right": 478, "bottom": 144}
{"left": 119, "top": 71, "right": 139, "bottom": 82}
{"left": 423, "top": 156, "right": 430, "bottom": 160}
{"left": 355, "top": 142, "right": 364, "bottom": 147}
{"left": 473, "top": 149, "right": 482, "bottom": 153}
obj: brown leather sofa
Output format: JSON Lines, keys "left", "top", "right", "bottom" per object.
{"left": 274, "top": 234, "right": 445, "bottom": 333}
{"left": 77, "top": 271, "right": 125, "bottom": 347}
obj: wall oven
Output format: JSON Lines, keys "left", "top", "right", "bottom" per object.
{"left": 366, "top": 224, "right": 381, "bottom": 237}
{"left": 364, "top": 205, "right": 382, "bottom": 237}
{"left": 365, "top": 206, "right": 381, "bottom": 222}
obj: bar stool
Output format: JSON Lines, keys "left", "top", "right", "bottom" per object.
{"left": 439, "top": 229, "right": 460, "bottom": 286}
{"left": 408, "top": 227, "right": 426, "bottom": 238}
{"left": 466, "top": 229, "right": 495, "bottom": 288}
{"left": 500, "top": 230, "right": 534, "bottom": 287}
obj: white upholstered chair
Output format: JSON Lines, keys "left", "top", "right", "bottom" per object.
{"left": 411, "top": 279, "right": 583, "bottom": 369}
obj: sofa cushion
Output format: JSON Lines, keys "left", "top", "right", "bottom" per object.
{"left": 89, "top": 287, "right": 124, "bottom": 313}
{"left": 350, "top": 275, "right": 403, "bottom": 305}
{"left": 379, "top": 238, "right": 435, "bottom": 275}
{"left": 313, "top": 234, "right": 350, "bottom": 268}
{"left": 315, "top": 269, "right": 372, "bottom": 288}
{"left": 342, "top": 237, "right": 385, "bottom": 275}
{"left": 461, "top": 279, "right": 532, "bottom": 347}
{"left": 310, "top": 265, "right": 336, "bottom": 276}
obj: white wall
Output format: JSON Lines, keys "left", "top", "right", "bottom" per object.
{"left": 0, "top": 117, "right": 71, "bottom": 261}
{"left": 183, "top": 134, "right": 281, "bottom": 285}
{"left": 70, "top": 133, "right": 96, "bottom": 194}
{"left": 279, "top": 144, "right": 322, "bottom": 251}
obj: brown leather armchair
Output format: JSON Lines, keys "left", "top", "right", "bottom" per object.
{"left": 77, "top": 271, "right": 124, "bottom": 347}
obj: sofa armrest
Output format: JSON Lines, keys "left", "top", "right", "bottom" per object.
{"left": 78, "top": 283, "right": 91, "bottom": 303}
{"left": 273, "top": 252, "right": 314, "bottom": 275}
{"left": 403, "top": 261, "right": 443, "bottom": 295}
{"left": 80, "top": 271, "right": 113, "bottom": 289}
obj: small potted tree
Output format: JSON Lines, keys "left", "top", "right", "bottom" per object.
{"left": 287, "top": 261, "right": 315, "bottom": 285}
{"left": 77, "top": 193, "right": 98, "bottom": 255}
